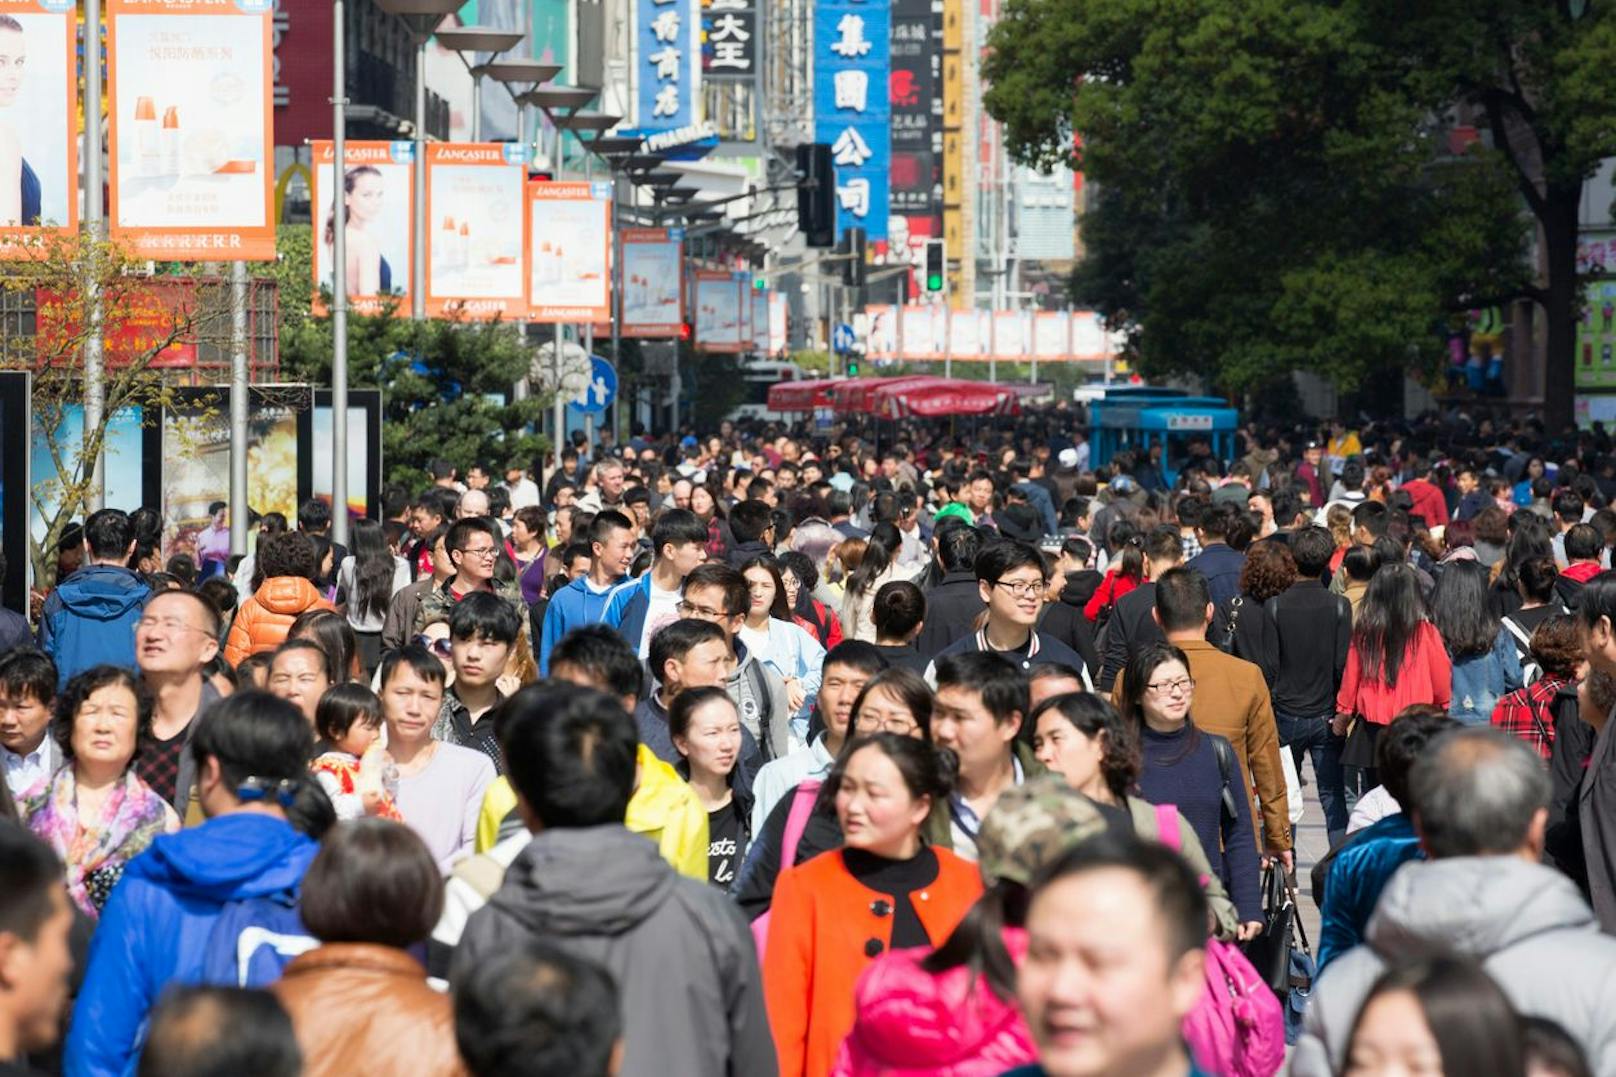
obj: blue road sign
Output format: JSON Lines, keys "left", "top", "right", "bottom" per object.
{"left": 569, "top": 356, "right": 618, "bottom": 415}
{"left": 832, "top": 322, "right": 856, "bottom": 354}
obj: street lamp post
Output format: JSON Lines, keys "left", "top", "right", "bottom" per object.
{"left": 330, "top": 0, "right": 349, "bottom": 545}
{"left": 432, "top": 26, "right": 525, "bottom": 142}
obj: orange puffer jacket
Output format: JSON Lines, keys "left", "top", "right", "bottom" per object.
{"left": 222, "top": 576, "right": 334, "bottom": 666}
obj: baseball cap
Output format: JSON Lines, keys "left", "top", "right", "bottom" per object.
{"left": 975, "top": 776, "right": 1120, "bottom": 888}
{"left": 1058, "top": 448, "right": 1079, "bottom": 469}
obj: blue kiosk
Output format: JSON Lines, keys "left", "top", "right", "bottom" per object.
{"left": 1088, "top": 390, "right": 1240, "bottom": 485}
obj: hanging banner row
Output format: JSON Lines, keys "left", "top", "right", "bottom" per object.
{"left": 863, "top": 305, "right": 1121, "bottom": 362}
{"left": 693, "top": 269, "right": 787, "bottom": 355}
{"left": 0, "top": 0, "right": 276, "bottom": 260}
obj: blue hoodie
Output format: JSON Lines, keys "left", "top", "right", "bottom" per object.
{"left": 539, "top": 573, "right": 626, "bottom": 674}
{"left": 67, "top": 813, "right": 319, "bottom": 1077}
{"left": 39, "top": 564, "right": 149, "bottom": 687}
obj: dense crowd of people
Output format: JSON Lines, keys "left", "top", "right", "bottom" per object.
{"left": 2, "top": 409, "right": 1616, "bottom": 1075}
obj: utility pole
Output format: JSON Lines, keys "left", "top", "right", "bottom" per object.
{"left": 82, "top": 0, "right": 104, "bottom": 511}
{"left": 330, "top": 0, "right": 350, "bottom": 545}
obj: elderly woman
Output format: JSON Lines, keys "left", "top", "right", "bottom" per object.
{"left": 21, "top": 665, "right": 180, "bottom": 917}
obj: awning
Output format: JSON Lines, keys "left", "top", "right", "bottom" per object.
{"left": 830, "top": 375, "right": 943, "bottom": 413}
{"left": 767, "top": 378, "right": 846, "bottom": 412}
{"left": 871, "top": 378, "right": 1022, "bottom": 419}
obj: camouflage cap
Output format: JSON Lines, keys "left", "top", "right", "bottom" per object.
{"left": 976, "top": 775, "right": 1117, "bottom": 888}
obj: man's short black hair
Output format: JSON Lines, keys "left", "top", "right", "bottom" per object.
{"left": 560, "top": 541, "right": 593, "bottom": 572}
{"left": 1154, "top": 568, "right": 1212, "bottom": 633}
{"left": 449, "top": 592, "right": 521, "bottom": 645}
{"left": 973, "top": 538, "right": 1046, "bottom": 584}
{"left": 650, "top": 509, "right": 709, "bottom": 558}
{"left": 189, "top": 690, "right": 315, "bottom": 795}
{"left": 871, "top": 581, "right": 925, "bottom": 640}
{"left": 1378, "top": 707, "right": 1460, "bottom": 813}
{"left": 1555, "top": 491, "right": 1585, "bottom": 524}
{"left": 823, "top": 639, "right": 888, "bottom": 680}
{"left": 147, "top": 587, "right": 224, "bottom": 640}
{"left": 1352, "top": 500, "right": 1390, "bottom": 538}
{"left": 139, "top": 986, "right": 301, "bottom": 1077}
{"left": 549, "top": 625, "right": 644, "bottom": 702}
{"left": 728, "top": 500, "right": 774, "bottom": 545}
{"left": 83, "top": 508, "right": 133, "bottom": 561}
{"left": 1565, "top": 523, "right": 1603, "bottom": 563}
{"left": 1289, "top": 526, "right": 1336, "bottom": 579}
{"left": 623, "top": 485, "right": 651, "bottom": 507}
{"left": 648, "top": 618, "right": 727, "bottom": 680}
{"left": 499, "top": 683, "right": 637, "bottom": 829}
{"left": 0, "top": 648, "right": 55, "bottom": 705}
{"left": 1143, "top": 524, "right": 1183, "bottom": 563}
{"left": 454, "top": 939, "right": 621, "bottom": 1077}
{"left": 588, "top": 510, "right": 634, "bottom": 548}
{"left": 937, "top": 522, "right": 982, "bottom": 573}
{"left": 1031, "top": 833, "right": 1208, "bottom": 963}
{"left": 682, "top": 563, "right": 748, "bottom": 617}
{"left": 933, "top": 651, "right": 1028, "bottom": 725}
{"left": 0, "top": 825, "right": 63, "bottom": 943}
{"left": 1197, "top": 502, "right": 1238, "bottom": 540}
{"left": 297, "top": 499, "right": 332, "bottom": 533}
{"left": 378, "top": 643, "right": 449, "bottom": 690}
{"left": 446, "top": 516, "right": 499, "bottom": 555}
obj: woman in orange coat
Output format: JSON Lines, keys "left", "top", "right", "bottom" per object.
{"left": 763, "top": 733, "right": 982, "bottom": 1077}
{"left": 223, "top": 531, "right": 334, "bottom": 666}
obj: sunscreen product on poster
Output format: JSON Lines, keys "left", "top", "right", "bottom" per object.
{"left": 161, "top": 108, "right": 181, "bottom": 176}
{"left": 135, "top": 97, "right": 159, "bottom": 177}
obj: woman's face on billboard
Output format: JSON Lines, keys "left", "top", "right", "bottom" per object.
{"left": 347, "top": 170, "right": 384, "bottom": 224}
{"left": 0, "top": 25, "right": 27, "bottom": 107}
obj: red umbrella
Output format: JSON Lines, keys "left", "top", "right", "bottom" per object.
{"left": 767, "top": 377, "right": 846, "bottom": 412}
{"left": 832, "top": 375, "right": 942, "bottom": 413}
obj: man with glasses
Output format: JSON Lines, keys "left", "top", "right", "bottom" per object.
{"left": 383, "top": 525, "right": 451, "bottom": 652}
{"left": 135, "top": 590, "right": 223, "bottom": 815}
{"left": 414, "top": 518, "right": 528, "bottom": 647}
{"left": 677, "top": 563, "right": 793, "bottom": 761}
{"left": 925, "top": 539, "right": 1086, "bottom": 683}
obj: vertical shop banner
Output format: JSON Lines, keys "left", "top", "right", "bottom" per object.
{"left": 621, "top": 227, "right": 684, "bottom": 336}
{"left": 0, "top": 0, "right": 75, "bottom": 258}
{"left": 751, "top": 290, "right": 769, "bottom": 354}
{"left": 526, "top": 180, "right": 611, "bottom": 323}
{"left": 310, "top": 140, "right": 413, "bottom": 316}
{"left": 814, "top": 0, "right": 890, "bottom": 241}
{"left": 693, "top": 269, "right": 743, "bottom": 352}
{"left": 889, "top": 0, "right": 940, "bottom": 237}
{"left": 701, "top": 0, "right": 755, "bottom": 80}
{"left": 865, "top": 304, "right": 897, "bottom": 358}
{"left": 425, "top": 142, "right": 526, "bottom": 319}
{"left": 1071, "top": 311, "right": 1109, "bottom": 360}
{"left": 1577, "top": 280, "right": 1616, "bottom": 390}
{"left": 107, "top": 0, "right": 275, "bottom": 260}
{"left": 634, "top": 0, "right": 700, "bottom": 133}
{"left": 1033, "top": 311, "right": 1070, "bottom": 360}
{"left": 992, "top": 310, "right": 1028, "bottom": 361}
{"left": 769, "top": 291, "right": 787, "bottom": 354}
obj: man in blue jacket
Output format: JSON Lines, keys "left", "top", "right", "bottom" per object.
{"left": 66, "top": 692, "right": 320, "bottom": 1076}
{"left": 540, "top": 510, "right": 636, "bottom": 674}
{"left": 38, "top": 508, "right": 149, "bottom": 686}
{"left": 603, "top": 509, "right": 709, "bottom": 657}
{"left": 1183, "top": 501, "right": 1247, "bottom": 609}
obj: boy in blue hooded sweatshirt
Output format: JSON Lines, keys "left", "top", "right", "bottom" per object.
{"left": 540, "top": 510, "right": 637, "bottom": 674}
{"left": 38, "top": 508, "right": 149, "bottom": 687}
{"left": 66, "top": 691, "right": 320, "bottom": 1077}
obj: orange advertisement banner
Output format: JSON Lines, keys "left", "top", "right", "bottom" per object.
{"left": 424, "top": 142, "right": 526, "bottom": 320}
{"left": 105, "top": 0, "right": 275, "bottom": 260}
{"left": 309, "top": 139, "right": 414, "bottom": 317}
{"left": 0, "top": 0, "right": 77, "bottom": 260}
{"left": 621, "top": 226, "right": 683, "bottom": 337}
{"left": 526, "top": 179, "right": 611, "bottom": 323}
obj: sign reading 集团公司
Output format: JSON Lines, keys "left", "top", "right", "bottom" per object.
{"left": 814, "top": 0, "right": 890, "bottom": 241}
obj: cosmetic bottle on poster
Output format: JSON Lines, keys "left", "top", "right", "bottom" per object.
{"left": 458, "top": 221, "right": 470, "bottom": 270}
{"left": 134, "top": 97, "right": 159, "bottom": 177}
{"left": 440, "top": 215, "right": 456, "bottom": 272}
{"left": 161, "top": 108, "right": 181, "bottom": 176}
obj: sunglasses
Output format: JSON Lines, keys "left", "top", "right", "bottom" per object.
{"left": 413, "top": 634, "right": 453, "bottom": 658}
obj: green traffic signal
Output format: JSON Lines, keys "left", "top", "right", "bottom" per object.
{"left": 926, "top": 273, "right": 943, "bottom": 290}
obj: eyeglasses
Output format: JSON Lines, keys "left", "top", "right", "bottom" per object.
{"left": 992, "top": 579, "right": 1046, "bottom": 599}
{"left": 413, "top": 634, "right": 453, "bottom": 658}
{"left": 1146, "top": 678, "right": 1196, "bottom": 697}
{"left": 458, "top": 545, "right": 499, "bottom": 560}
{"left": 678, "top": 600, "right": 728, "bottom": 619}
{"left": 856, "top": 714, "right": 919, "bottom": 735}
{"left": 136, "top": 616, "right": 212, "bottom": 636}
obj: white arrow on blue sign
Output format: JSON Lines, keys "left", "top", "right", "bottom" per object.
{"left": 832, "top": 323, "right": 856, "bottom": 354}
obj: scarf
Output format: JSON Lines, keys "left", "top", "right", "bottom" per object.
{"left": 23, "top": 766, "right": 180, "bottom": 917}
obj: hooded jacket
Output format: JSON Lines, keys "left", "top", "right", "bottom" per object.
{"left": 538, "top": 573, "right": 625, "bottom": 674}
{"left": 38, "top": 564, "right": 150, "bottom": 686}
{"left": 451, "top": 825, "right": 776, "bottom": 1077}
{"left": 67, "top": 813, "right": 320, "bottom": 1076}
{"left": 1293, "top": 856, "right": 1616, "bottom": 1077}
{"left": 222, "top": 576, "right": 334, "bottom": 666}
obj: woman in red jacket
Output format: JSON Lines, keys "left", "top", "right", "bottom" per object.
{"left": 763, "top": 734, "right": 982, "bottom": 1077}
{"left": 1335, "top": 561, "right": 1451, "bottom": 804}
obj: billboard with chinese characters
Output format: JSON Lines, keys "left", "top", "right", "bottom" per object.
{"left": 425, "top": 142, "right": 526, "bottom": 319}
{"left": 814, "top": 0, "right": 890, "bottom": 241}
{"left": 621, "top": 227, "right": 683, "bottom": 337}
{"left": 0, "top": 0, "right": 76, "bottom": 258}
{"left": 107, "top": 0, "right": 276, "bottom": 260}
{"left": 526, "top": 180, "right": 611, "bottom": 323}
{"left": 889, "top": 0, "right": 940, "bottom": 238}
{"left": 310, "top": 140, "right": 413, "bottom": 316}
{"left": 634, "top": 0, "right": 700, "bottom": 134}
{"left": 702, "top": 0, "right": 755, "bottom": 80}
{"left": 693, "top": 269, "right": 743, "bottom": 352}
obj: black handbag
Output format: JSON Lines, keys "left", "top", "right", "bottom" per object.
{"left": 1241, "top": 865, "right": 1300, "bottom": 996}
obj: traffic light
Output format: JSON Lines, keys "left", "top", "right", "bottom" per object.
{"left": 847, "top": 356, "right": 860, "bottom": 376}
{"left": 796, "top": 143, "right": 835, "bottom": 249}
{"left": 842, "top": 227, "right": 867, "bottom": 289}
{"left": 924, "top": 239, "right": 945, "bottom": 293}
{"left": 753, "top": 276, "right": 766, "bottom": 291}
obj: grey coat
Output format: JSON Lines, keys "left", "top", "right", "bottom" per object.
{"left": 451, "top": 825, "right": 778, "bottom": 1077}
{"left": 1292, "top": 856, "right": 1616, "bottom": 1077}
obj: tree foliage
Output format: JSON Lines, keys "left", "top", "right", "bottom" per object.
{"left": 983, "top": 0, "right": 1616, "bottom": 418}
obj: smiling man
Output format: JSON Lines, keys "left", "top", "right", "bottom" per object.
{"left": 134, "top": 590, "right": 222, "bottom": 815}
{"left": 925, "top": 539, "right": 1087, "bottom": 682}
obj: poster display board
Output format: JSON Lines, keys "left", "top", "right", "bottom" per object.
{"left": 866, "top": 303, "right": 897, "bottom": 358}
{"left": 1071, "top": 311, "right": 1110, "bottom": 360}
{"left": 30, "top": 405, "right": 156, "bottom": 545}
{"left": 620, "top": 227, "right": 683, "bottom": 336}
{"left": 107, "top": 0, "right": 275, "bottom": 260}
{"left": 0, "top": 0, "right": 76, "bottom": 257}
{"left": 769, "top": 292, "right": 787, "bottom": 355}
{"left": 1576, "top": 279, "right": 1616, "bottom": 390}
{"left": 752, "top": 291, "right": 770, "bottom": 354}
{"left": 993, "top": 310, "right": 1029, "bottom": 360}
{"left": 305, "top": 389, "right": 381, "bottom": 523}
{"left": 310, "top": 140, "right": 413, "bottom": 316}
{"left": 1032, "top": 311, "right": 1069, "bottom": 360}
{"left": 0, "top": 371, "right": 27, "bottom": 610}
{"left": 948, "top": 307, "right": 986, "bottom": 358}
{"left": 425, "top": 142, "right": 526, "bottom": 319}
{"left": 899, "top": 304, "right": 943, "bottom": 359}
{"left": 693, "top": 269, "right": 743, "bottom": 352}
{"left": 527, "top": 180, "right": 611, "bottom": 323}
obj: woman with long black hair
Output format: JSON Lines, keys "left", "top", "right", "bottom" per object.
{"left": 840, "top": 522, "right": 908, "bottom": 643}
{"left": 1430, "top": 559, "right": 1523, "bottom": 726}
{"left": 336, "top": 519, "right": 408, "bottom": 675}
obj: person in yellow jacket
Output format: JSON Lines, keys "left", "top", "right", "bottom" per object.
{"left": 473, "top": 743, "right": 709, "bottom": 880}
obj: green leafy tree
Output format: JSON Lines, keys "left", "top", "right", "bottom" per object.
{"left": 983, "top": 0, "right": 1616, "bottom": 426}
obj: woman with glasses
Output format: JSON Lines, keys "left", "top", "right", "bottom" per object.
{"left": 849, "top": 667, "right": 932, "bottom": 740}
{"left": 1120, "top": 641, "right": 1263, "bottom": 934}
{"left": 739, "top": 556, "right": 826, "bottom": 726}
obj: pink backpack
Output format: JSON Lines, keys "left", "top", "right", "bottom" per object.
{"left": 1154, "top": 804, "right": 1286, "bottom": 1077}
{"left": 751, "top": 779, "right": 822, "bottom": 961}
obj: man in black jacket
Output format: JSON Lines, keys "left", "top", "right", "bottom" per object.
{"left": 916, "top": 523, "right": 985, "bottom": 655}
{"left": 1096, "top": 526, "right": 1183, "bottom": 691}
{"left": 1263, "top": 526, "right": 1352, "bottom": 846}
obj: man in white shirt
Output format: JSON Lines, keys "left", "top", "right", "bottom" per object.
{"left": 0, "top": 649, "right": 57, "bottom": 799}
{"left": 603, "top": 510, "right": 710, "bottom": 658}
{"left": 503, "top": 465, "right": 541, "bottom": 511}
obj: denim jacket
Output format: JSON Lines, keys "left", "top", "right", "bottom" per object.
{"left": 1448, "top": 627, "right": 1525, "bottom": 726}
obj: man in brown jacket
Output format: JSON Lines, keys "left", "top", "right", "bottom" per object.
{"left": 1114, "top": 567, "right": 1292, "bottom": 866}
